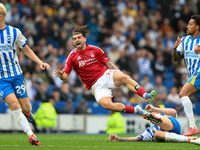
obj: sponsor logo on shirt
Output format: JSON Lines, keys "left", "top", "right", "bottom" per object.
{"left": 186, "top": 51, "right": 199, "bottom": 58}
{"left": 0, "top": 45, "right": 12, "bottom": 51}
{"left": 78, "top": 58, "right": 97, "bottom": 67}
{"left": 79, "top": 61, "right": 85, "bottom": 67}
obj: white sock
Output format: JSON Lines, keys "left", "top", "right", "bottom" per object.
{"left": 12, "top": 108, "right": 33, "bottom": 137}
{"left": 165, "top": 133, "right": 188, "bottom": 143}
{"left": 180, "top": 96, "right": 197, "bottom": 129}
{"left": 143, "top": 93, "right": 147, "bottom": 98}
{"left": 26, "top": 130, "right": 34, "bottom": 137}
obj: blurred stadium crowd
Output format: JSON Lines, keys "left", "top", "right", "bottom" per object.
{"left": 2, "top": 0, "right": 200, "bottom": 113}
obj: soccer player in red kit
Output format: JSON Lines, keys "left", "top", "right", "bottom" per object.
{"left": 55, "top": 25, "right": 156, "bottom": 115}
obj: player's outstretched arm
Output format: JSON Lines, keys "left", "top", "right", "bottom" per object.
{"left": 54, "top": 69, "right": 69, "bottom": 81}
{"left": 145, "top": 104, "right": 177, "bottom": 118}
{"left": 22, "top": 45, "right": 50, "bottom": 70}
{"left": 109, "top": 134, "right": 142, "bottom": 142}
{"left": 172, "top": 37, "right": 182, "bottom": 62}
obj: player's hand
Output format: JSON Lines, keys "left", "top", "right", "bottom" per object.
{"left": 54, "top": 69, "right": 64, "bottom": 77}
{"left": 145, "top": 104, "right": 155, "bottom": 113}
{"left": 109, "top": 134, "right": 119, "bottom": 142}
{"left": 173, "top": 37, "right": 183, "bottom": 49}
{"left": 194, "top": 45, "right": 200, "bottom": 54}
{"left": 40, "top": 63, "right": 50, "bottom": 70}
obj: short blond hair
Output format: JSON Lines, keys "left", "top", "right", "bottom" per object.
{"left": 0, "top": 3, "right": 7, "bottom": 18}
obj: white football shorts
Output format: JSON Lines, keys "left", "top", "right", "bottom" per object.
{"left": 91, "top": 69, "right": 119, "bottom": 102}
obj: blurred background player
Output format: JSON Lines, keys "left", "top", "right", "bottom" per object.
{"left": 106, "top": 111, "right": 126, "bottom": 134}
{"left": 109, "top": 104, "right": 200, "bottom": 145}
{"left": 33, "top": 96, "right": 57, "bottom": 133}
{"left": 172, "top": 15, "right": 200, "bottom": 136}
{"left": 55, "top": 25, "right": 156, "bottom": 115}
{"left": 0, "top": 3, "right": 50, "bottom": 145}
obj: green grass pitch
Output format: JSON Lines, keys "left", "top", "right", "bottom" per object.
{"left": 0, "top": 133, "right": 199, "bottom": 150}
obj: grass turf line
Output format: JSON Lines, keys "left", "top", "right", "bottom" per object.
{"left": 0, "top": 134, "right": 199, "bottom": 150}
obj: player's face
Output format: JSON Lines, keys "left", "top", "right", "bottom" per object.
{"left": 187, "top": 19, "right": 198, "bottom": 35}
{"left": 72, "top": 33, "right": 86, "bottom": 50}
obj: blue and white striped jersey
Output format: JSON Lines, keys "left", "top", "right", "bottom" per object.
{"left": 177, "top": 35, "right": 200, "bottom": 78}
{"left": 140, "top": 123, "right": 161, "bottom": 141}
{"left": 0, "top": 25, "right": 27, "bottom": 79}
{"left": 140, "top": 114, "right": 180, "bottom": 141}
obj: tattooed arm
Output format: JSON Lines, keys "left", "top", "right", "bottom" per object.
{"left": 106, "top": 61, "right": 119, "bottom": 70}
{"left": 119, "top": 136, "right": 143, "bottom": 142}
{"left": 109, "top": 134, "right": 143, "bottom": 142}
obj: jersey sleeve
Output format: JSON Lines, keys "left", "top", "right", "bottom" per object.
{"left": 176, "top": 37, "right": 184, "bottom": 55}
{"left": 96, "top": 47, "right": 109, "bottom": 65}
{"left": 63, "top": 53, "right": 73, "bottom": 74}
{"left": 16, "top": 28, "right": 27, "bottom": 49}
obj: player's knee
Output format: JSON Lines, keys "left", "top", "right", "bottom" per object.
{"left": 154, "top": 131, "right": 165, "bottom": 142}
{"left": 21, "top": 104, "right": 31, "bottom": 113}
{"left": 179, "top": 92, "right": 186, "bottom": 98}
{"left": 121, "top": 75, "right": 131, "bottom": 84}
{"left": 100, "top": 100, "right": 113, "bottom": 110}
{"left": 11, "top": 102, "right": 21, "bottom": 110}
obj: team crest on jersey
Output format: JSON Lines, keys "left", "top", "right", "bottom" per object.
{"left": 79, "top": 61, "right": 85, "bottom": 67}
{"left": 0, "top": 91, "right": 4, "bottom": 97}
{"left": 7, "top": 35, "right": 11, "bottom": 42}
{"left": 77, "top": 56, "right": 82, "bottom": 60}
{"left": 90, "top": 52, "right": 94, "bottom": 57}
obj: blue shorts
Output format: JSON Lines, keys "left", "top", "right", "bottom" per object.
{"left": 187, "top": 73, "right": 200, "bottom": 97}
{"left": 165, "top": 116, "right": 181, "bottom": 134}
{"left": 0, "top": 74, "right": 29, "bottom": 99}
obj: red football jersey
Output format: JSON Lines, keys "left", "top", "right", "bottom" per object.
{"left": 63, "top": 45, "right": 109, "bottom": 89}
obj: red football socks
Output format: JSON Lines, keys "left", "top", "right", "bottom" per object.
{"left": 136, "top": 87, "right": 146, "bottom": 98}
{"left": 123, "top": 105, "right": 135, "bottom": 114}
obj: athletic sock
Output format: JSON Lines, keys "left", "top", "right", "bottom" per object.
{"left": 180, "top": 96, "right": 197, "bottom": 129}
{"left": 26, "top": 130, "right": 34, "bottom": 138}
{"left": 189, "top": 118, "right": 197, "bottom": 129}
{"left": 136, "top": 87, "right": 147, "bottom": 98}
{"left": 12, "top": 108, "right": 33, "bottom": 137}
{"left": 134, "top": 106, "right": 145, "bottom": 115}
{"left": 165, "top": 133, "right": 188, "bottom": 143}
{"left": 123, "top": 105, "right": 135, "bottom": 113}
